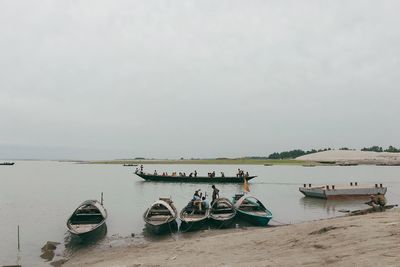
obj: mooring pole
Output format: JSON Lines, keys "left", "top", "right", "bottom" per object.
{"left": 17, "top": 225, "right": 20, "bottom": 251}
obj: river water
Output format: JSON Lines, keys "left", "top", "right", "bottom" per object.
{"left": 1, "top": 161, "right": 399, "bottom": 266}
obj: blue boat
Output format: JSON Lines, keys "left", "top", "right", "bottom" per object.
{"left": 232, "top": 194, "right": 272, "bottom": 226}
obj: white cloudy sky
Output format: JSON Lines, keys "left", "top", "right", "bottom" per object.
{"left": 0, "top": 0, "right": 399, "bottom": 159}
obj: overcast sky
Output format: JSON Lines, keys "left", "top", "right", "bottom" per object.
{"left": 0, "top": 0, "right": 399, "bottom": 160}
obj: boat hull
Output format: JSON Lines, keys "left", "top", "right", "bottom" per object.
{"left": 299, "top": 186, "right": 387, "bottom": 199}
{"left": 145, "top": 221, "right": 178, "bottom": 235}
{"left": 209, "top": 217, "right": 235, "bottom": 228}
{"left": 135, "top": 173, "right": 256, "bottom": 183}
{"left": 236, "top": 210, "right": 272, "bottom": 226}
{"left": 180, "top": 219, "right": 209, "bottom": 231}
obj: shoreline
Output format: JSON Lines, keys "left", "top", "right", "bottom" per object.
{"left": 64, "top": 209, "right": 400, "bottom": 267}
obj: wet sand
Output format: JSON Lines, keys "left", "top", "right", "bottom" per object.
{"left": 64, "top": 209, "right": 400, "bottom": 267}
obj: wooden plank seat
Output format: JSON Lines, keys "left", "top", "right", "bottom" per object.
{"left": 149, "top": 215, "right": 171, "bottom": 221}
{"left": 149, "top": 209, "right": 171, "bottom": 215}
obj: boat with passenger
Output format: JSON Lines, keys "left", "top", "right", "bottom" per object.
{"left": 143, "top": 197, "right": 178, "bottom": 234}
{"left": 135, "top": 171, "right": 256, "bottom": 183}
{"left": 179, "top": 198, "right": 210, "bottom": 231}
{"left": 232, "top": 194, "right": 272, "bottom": 226}
{"left": 67, "top": 194, "right": 107, "bottom": 236}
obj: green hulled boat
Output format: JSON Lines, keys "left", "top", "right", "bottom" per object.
{"left": 232, "top": 194, "right": 272, "bottom": 226}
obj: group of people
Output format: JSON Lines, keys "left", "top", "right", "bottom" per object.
{"left": 189, "top": 185, "right": 220, "bottom": 210}
{"left": 236, "top": 169, "right": 249, "bottom": 178}
{"left": 136, "top": 166, "right": 248, "bottom": 179}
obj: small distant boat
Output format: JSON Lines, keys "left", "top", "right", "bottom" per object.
{"left": 123, "top": 163, "right": 137, "bottom": 166}
{"left": 209, "top": 197, "right": 236, "bottom": 228}
{"left": 179, "top": 200, "right": 210, "bottom": 231}
{"left": 232, "top": 194, "right": 272, "bottom": 226}
{"left": 299, "top": 183, "right": 387, "bottom": 199}
{"left": 67, "top": 195, "right": 107, "bottom": 236}
{"left": 135, "top": 172, "right": 257, "bottom": 183}
{"left": 0, "top": 162, "right": 15, "bottom": 166}
{"left": 143, "top": 198, "right": 178, "bottom": 234}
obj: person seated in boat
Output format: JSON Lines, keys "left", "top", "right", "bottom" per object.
{"left": 212, "top": 171, "right": 215, "bottom": 178}
{"left": 366, "top": 193, "right": 386, "bottom": 209}
{"left": 189, "top": 173, "right": 193, "bottom": 177}
{"left": 154, "top": 170, "right": 158, "bottom": 175}
{"left": 221, "top": 172, "right": 225, "bottom": 178}
{"left": 192, "top": 190, "right": 202, "bottom": 201}
{"left": 237, "top": 168, "right": 241, "bottom": 178}
{"left": 245, "top": 172, "right": 249, "bottom": 178}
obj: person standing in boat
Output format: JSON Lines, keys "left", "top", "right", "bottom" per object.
{"left": 211, "top": 185, "right": 219, "bottom": 205}
{"left": 194, "top": 170, "right": 197, "bottom": 177}
{"left": 140, "top": 164, "right": 143, "bottom": 173}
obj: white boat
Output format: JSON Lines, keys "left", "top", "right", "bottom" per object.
{"left": 143, "top": 198, "right": 178, "bottom": 234}
{"left": 299, "top": 183, "right": 387, "bottom": 199}
{"left": 67, "top": 199, "right": 107, "bottom": 236}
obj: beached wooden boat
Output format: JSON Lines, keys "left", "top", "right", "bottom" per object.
{"left": 67, "top": 199, "right": 107, "bottom": 236}
{"left": 0, "top": 162, "right": 15, "bottom": 165}
{"left": 179, "top": 200, "right": 210, "bottom": 231}
{"left": 209, "top": 197, "right": 236, "bottom": 228}
{"left": 299, "top": 183, "right": 387, "bottom": 199}
{"left": 143, "top": 198, "right": 178, "bottom": 234}
{"left": 135, "top": 172, "right": 256, "bottom": 183}
{"left": 232, "top": 194, "right": 272, "bottom": 226}
{"left": 349, "top": 204, "right": 398, "bottom": 216}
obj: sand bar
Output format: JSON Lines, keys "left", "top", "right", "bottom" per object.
{"left": 64, "top": 209, "right": 400, "bottom": 267}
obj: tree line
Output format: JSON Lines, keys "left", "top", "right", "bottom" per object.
{"left": 267, "top": 148, "right": 332, "bottom": 159}
{"left": 361, "top": 145, "right": 400, "bottom": 153}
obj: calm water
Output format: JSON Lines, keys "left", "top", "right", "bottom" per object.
{"left": 1, "top": 161, "right": 399, "bottom": 266}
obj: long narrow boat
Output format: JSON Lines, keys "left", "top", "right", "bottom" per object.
{"left": 143, "top": 198, "right": 178, "bottom": 234}
{"left": 67, "top": 198, "right": 107, "bottom": 236}
{"left": 0, "top": 162, "right": 15, "bottom": 165}
{"left": 135, "top": 172, "right": 256, "bottom": 183}
{"left": 232, "top": 194, "right": 272, "bottom": 226}
{"left": 209, "top": 197, "right": 236, "bottom": 228}
{"left": 179, "top": 200, "right": 210, "bottom": 231}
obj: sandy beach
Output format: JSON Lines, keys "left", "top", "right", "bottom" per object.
{"left": 298, "top": 150, "right": 400, "bottom": 165}
{"left": 64, "top": 209, "right": 400, "bottom": 267}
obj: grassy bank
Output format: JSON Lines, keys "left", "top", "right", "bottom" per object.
{"left": 87, "top": 158, "right": 306, "bottom": 165}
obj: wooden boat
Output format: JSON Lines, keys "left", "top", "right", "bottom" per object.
{"left": 143, "top": 198, "right": 178, "bottom": 234}
{"left": 135, "top": 172, "right": 257, "bottom": 183}
{"left": 232, "top": 194, "right": 272, "bottom": 226}
{"left": 349, "top": 204, "right": 398, "bottom": 216}
{"left": 299, "top": 183, "right": 387, "bottom": 199}
{"left": 209, "top": 197, "right": 236, "bottom": 228}
{"left": 0, "top": 162, "right": 15, "bottom": 165}
{"left": 179, "top": 200, "right": 210, "bottom": 231}
{"left": 67, "top": 197, "right": 107, "bottom": 236}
